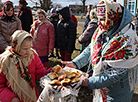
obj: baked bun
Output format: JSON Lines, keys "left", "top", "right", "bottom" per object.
{"left": 52, "top": 65, "right": 62, "bottom": 74}
{"left": 73, "top": 71, "right": 81, "bottom": 78}
{"left": 50, "top": 80, "right": 61, "bottom": 85}
{"left": 58, "top": 73, "right": 66, "bottom": 81}
{"left": 65, "top": 70, "right": 76, "bottom": 79}
{"left": 48, "top": 72, "right": 58, "bottom": 80}
{"left": 61, "top": 78, "right": 71, "bottom": 86}
{"left": 71, "top": 77, "right": 80, "bottom": 83}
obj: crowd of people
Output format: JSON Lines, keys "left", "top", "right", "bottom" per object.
{"left": 0, "top": 0, "right": 138, "bottom": 102}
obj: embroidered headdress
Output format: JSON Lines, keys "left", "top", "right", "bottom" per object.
{"left": 97, "top": 1, "right": 106, "bottom": 17}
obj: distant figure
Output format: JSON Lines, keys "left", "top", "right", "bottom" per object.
{"left": 48, "top": 8, "right": 61, "bottom": 59}
{"left": 69, "top": 8, "right": 78, "bottom": 27}
{"left": 30, "top": 9, "right": 55, "bottom": 68}
{"left": 80, "top": 13, "right": 83, "bottom": 19}
{"left": 83, "top": 5, "right": 92, "bottom": 32}
{"left": 17, "top": 0, "right": 33, "bottom": 32}
{"left": 0, "top": 1, "right": 22, "bottom": 54}
{"left": 57, "top": 7, "right": 76, "bottom": 66}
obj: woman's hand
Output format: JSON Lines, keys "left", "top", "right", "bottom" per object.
{"left": 61, "top": 61, "right": 76, "bottom": 68}
{"left": 81, "top": 75, "right": 88, "bottom": 86}
{"left": 11, "top": 97, "right": 20, "bottom": 102}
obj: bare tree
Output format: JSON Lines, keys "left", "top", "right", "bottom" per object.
{"left": 69, "top": 0, "right": 87, "bottom": 13}
{"left": 81, "top": 0, "right": 86, "bottom": 13}
{"left": 30, "top": 0, "right": 52, "bottom": 11}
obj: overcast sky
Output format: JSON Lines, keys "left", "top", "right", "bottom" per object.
{"left": 2, "top": 0, "right": 123, "bottom": 7}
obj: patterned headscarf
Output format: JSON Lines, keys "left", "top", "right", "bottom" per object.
{"left": 0, "top": 30, "right": 37, "bottom": 102}
{"left": 91, "top": 0, "right": 137, "bottom": 101}
{"left": 97, "top": 0, "right": 122, "bottom": 31}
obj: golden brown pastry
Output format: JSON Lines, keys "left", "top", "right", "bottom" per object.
{"left": 65, "top": 70, "right": 73, "bottom": 78}
{"left": 61, "top": 78, "right": 71, "bottom": 86}
{"left": 48, "top": 72, "right": 58, "bottom": 80}
{"left": 71, "top": 77, "right": 80, "bottom": 83}
{"left": 52, "top": 65, "right": 62, "bottom": 74}
{"left": 58, "top": 73, "right": 66, "bottom": 81}
{"left": 73, "top": 71, "right": 81, "bottom": 78}
{"left": 49, "top": 80, "right": 61, "bottom": 85}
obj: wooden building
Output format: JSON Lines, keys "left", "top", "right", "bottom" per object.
{"left": 123, "top": 0, "right": 138, "bottom": 16}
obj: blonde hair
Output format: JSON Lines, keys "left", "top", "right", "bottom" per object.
{"left": 36, "top": 9, "right": 47, "bottom": 18}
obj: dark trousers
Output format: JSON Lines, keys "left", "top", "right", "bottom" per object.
{"left": 60, "top": 50, "right": 71, "bottom": 61}
{"left": 60, "top": 50, "right": 71, "bottom": 67}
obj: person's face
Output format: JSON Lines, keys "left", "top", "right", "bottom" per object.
{"left": 59, "top": 14, "right": 63, "bottom": 20}
{"left": 19, "top": 39, "right": 32, "bottom": 57}
{"left": 98, "top": 17, "right": 106, "bottom": 30}
{"left": 51, "top": 12, "right": 56, "bottom": 16}
{"left": 37, "top": 13, "right": 46, "bottom": 22}
{"left": 19, "top": 2, "right": 23, "bottom": 8}
{"left": 5, "top": 7, "right": 14, "bottom": 17}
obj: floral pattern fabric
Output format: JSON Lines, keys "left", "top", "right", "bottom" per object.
{"left": 92, "top": 30, "right": 138, "bottom": 67}
{"left": 91, "top": 0, "right": 138, "bottom": 102}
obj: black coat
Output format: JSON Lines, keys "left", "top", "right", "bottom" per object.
{"left": 57, "top": 19, "right": 76, "bottom": 54}
{"left": 18, "top": 7, "right": 33, "bottom": 32}
{"left": 57, "top": 7, "right": 76, "bottom": 54}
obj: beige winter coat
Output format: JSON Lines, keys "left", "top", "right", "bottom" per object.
{"left": 0, "top": 16, "right": 22, "bottom": 51}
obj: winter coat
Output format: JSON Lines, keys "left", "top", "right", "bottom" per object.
{"left": 0, "top": 52, "right": 51, "bottom": 102}
{"left": 49, "top": 15, "right": 59, "bottom": 47}
{"left": 30, "top": 21, "right": 55, "bottom": 56}
{"left": 57, "top": 7, "right": 76, "bottom": 54}
{"left": 0, "top": 16, "right": 22, "bottom": 51}
{"left": 71, "top": 15, "right": 78, "bottom": 27}
{"left": 17, "top": 6, "right": 33, "bottom": 32}
{"left": 72, "top": 8, "right": 136, "bottom": 102}
{"left": 78, "top": 21, "right": 98, "bottom": 50}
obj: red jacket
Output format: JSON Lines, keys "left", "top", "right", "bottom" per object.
{"left": 71, "top": 15, "right": 78, "bottom": 27}
{"left": 0, "top": 52, "right": 51, "bottom": 102}
{"left": 30, "top": 21, "right": 55, "bottom": 56}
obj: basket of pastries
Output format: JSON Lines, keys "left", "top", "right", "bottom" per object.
{"left": 39, "top": 65, "right": 87, "bottom": 101}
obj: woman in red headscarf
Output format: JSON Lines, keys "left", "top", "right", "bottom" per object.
{"left": 0, "top": 1, "right": 22, "bottom": 54}
{"left": 17, "top": 0, "right": 33, "bottom": 32}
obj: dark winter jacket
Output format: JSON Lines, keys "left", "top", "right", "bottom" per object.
{"left": 79, "top": 21, "right": 98, "bottom": 50}
{"left": 57, "top": 7, "right": 76, "bottom": 54}
{"left": 17, "top": 6, "right": 33, "bottom": 32}
{"left": 49, "top": 14, "right": 59, "bottom": 47}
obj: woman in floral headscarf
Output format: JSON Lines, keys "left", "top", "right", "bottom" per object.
{"left": 0, "top": 30, "right": 51, "bottom": 102}
{"left": 62, "top": 0, "right": 138, "bottom": 102}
